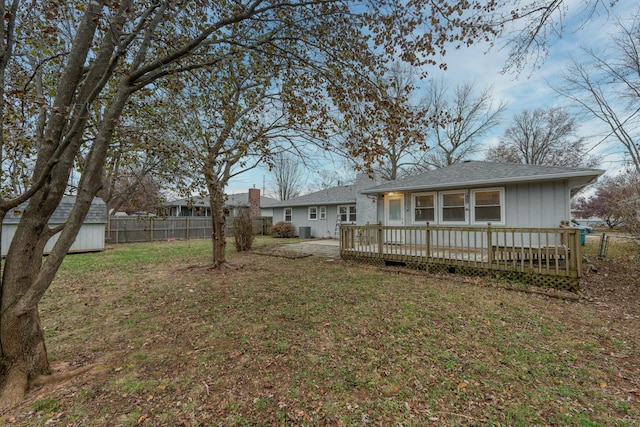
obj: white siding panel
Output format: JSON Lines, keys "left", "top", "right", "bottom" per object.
{"left": 2, "top": 223, "right": 105, "bottom": 257}
{"left": 1, "top": 226, "right": 15, "bottom": 256}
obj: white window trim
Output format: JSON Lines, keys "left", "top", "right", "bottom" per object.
{"left": 470, "top": 187, "right": 505, "bottom": 225}
{"left": 412, "top": 192, "right": 437, "bottom": 224}
{"left": 338, "top": 204, "right": 356, "bottom": 223}
{"left": 439, "top": 190, "right": 468, "bottom": 225}
{"left": 308, "top": 206, "right": 318, "bottom": 221}
{"left": 284, "top": 207, "right": 292, "bottom": 222}
{"left": 319, "top": 206, "right": 327, "bottom": 220}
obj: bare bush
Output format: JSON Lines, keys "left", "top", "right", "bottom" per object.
{"left": 232, "top": 209, "right": 255, "bottom": 251}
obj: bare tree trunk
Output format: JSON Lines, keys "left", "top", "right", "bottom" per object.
{"left": 208, "top": 180, "right": 228, "bottom": 268}
{"left": 0, "top": 73, "right": 130, "bottom": 411}
{"left": 0, "top": 308, "right": 49, "bottom": 406}
{"left": 0, "top": 97, "right": 127, "bottom": 407}
{"left": 0, "top": 196, "right": 60, "bottom": 407}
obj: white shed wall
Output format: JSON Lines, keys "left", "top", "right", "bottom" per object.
{"left": 2, "top": 223, "right": 106, "bottom": 257}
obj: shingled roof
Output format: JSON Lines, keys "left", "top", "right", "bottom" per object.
{"left": 164, "top": 193, "right": 278, "bottom": 209}
{"left": 269, "top": 185, "right": 359, "bottom": 207}
{"left": 226, "top": 192, "right": 278, "bottom": 208}
{"left": 361, "top": 161, "right": 604, "bottom": 194}
{"left": 3, "top": 196, "right": 107, "bottom": 224}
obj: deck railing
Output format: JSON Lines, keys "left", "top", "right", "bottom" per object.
{"left": 340, "top": 223, "right": 582, "bottom": 291}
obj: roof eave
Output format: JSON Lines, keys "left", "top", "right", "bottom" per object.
{"left": 272, "top": 199, "right": 356, "bottom": 207}
{"left": 361, "top": 170, "right": 605, "bottom": 194}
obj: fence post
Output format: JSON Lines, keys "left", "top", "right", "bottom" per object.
{"left": 149, "top": 217, "right": 154, "bottom": 242}
{"left": 487, "top": 222, "right": 493, "bottom": 265}
{"left": 598, "top": 232, "right": 609, "bottom": 257}
{"left": 186, "top": 217, "right": 190, "bottom": 240}
{"left": 377, "top": 222, "right": 383, "bottom": 256}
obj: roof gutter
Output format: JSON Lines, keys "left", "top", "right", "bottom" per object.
{"left": 361, "top": 170, "right": 605, "bottom": 194}
{"left": 271, "top": 199, "right": 356, "bottom": 208}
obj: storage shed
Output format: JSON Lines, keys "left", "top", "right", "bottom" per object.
{"left": 2, "top": 196, "right": 107, "bottom": 256}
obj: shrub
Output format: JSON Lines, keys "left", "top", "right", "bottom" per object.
{"left": 270, "top": 221, "right": 295, "bottom": 238}
{"left": 232, "top": 209, "right": 255, "bottom": 251}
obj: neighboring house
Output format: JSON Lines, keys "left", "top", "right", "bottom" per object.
{"left": 2, "top": 196, "right": 107, "bottom": 256}
{"left": 227, "top": 189, "right": 277, "bottom": 218}
{"left": 160, "top": 197, "right": 209, "bottom": 217}
{"left": 160, "top": 188, "right": 277, "bottom": 217}
{"left": 270, "top": 174, "right": 381, "bottom": 238}
{"left": 361, "top": 161, "right": 604, "bottom": 229}
{"left": 272, "top": 162, "right": 604, "bottom": 237}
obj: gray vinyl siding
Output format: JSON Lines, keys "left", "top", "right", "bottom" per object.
{"left": 376, "top": 199, "right": 385, "bottom": 224}
{"left": 270, "top": 166, "right": 592, "bottom": 235}
{"left": 377, "top": 180, "right": 571, "bottom": 229}
{"left": 268, "top": 174, "right": 381, "bottom": 238}
{"left": 272, "top": 205, "right": 351, "bottom": 238}
{"left": 505, "top": 181, "right": 570, "bottom": 228}
{"left": 356, "top": 189, "right": 378, "bottom": 226}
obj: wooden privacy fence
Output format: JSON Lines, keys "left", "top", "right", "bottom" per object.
{"left": 106, "top": 216, "right": 272, "bottom": 244}
{"left": 340, "top": 223, "right": 582, "bottom": 292}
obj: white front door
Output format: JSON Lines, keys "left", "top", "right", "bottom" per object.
{"left": 385, "top": 194, "right": 404, "bottom": 243}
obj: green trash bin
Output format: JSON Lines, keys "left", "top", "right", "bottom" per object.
{"left": 580, "top": 228, "right": 586, "bottom": 246}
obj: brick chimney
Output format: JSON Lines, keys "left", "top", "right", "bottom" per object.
{"left": 248, "top": 188, "right": 261, "bottom": 218}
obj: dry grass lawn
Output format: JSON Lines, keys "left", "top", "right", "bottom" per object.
{"left": 2, "top": 236, "right": 638, "bottom": 426}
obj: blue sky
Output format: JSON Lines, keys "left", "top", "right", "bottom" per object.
{"left": 226, "top": 0, "right": 638, "bottom": 196}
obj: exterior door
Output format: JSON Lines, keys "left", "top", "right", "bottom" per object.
{"left": 385, "top": 194, "right": 404, "bottom": 243}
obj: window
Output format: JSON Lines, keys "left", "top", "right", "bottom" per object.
{"left": 388, "top": 198, "right": 402, "bottom": 222}
{"left": 338, "top": 205, "right": 356, "bottom": 222}
{"left": 472, "top": 188, "right": 504, "bottom": 224}
{"left": 319, "top": 206, "right": 327, "bottom": 220}
{"left": 308, "top": 206, "right": 317, "bottom": 220}
{"left": 284, "top": 208, "right": 292, "bottom": 222}
{"left": 441, "top": 191, "right": 466, "bottom": 223}
{"left": 413, "top": 193, "right": 436, "bottom": 223}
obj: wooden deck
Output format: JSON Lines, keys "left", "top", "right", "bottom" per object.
{"left": 340, "top": 224, "right": 582, "bottom": 292}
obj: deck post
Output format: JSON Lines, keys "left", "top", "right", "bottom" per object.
{"left": 341, "top": 223, "right": 582, "bottom": 288}
{"left": 570, "top": 228, "right": 582, "bottom": 277}
{"left": 352, "top": 227, "right": 356, "bottom": 249}
{"left": 426, "top": 222, "right": 430, "bottom": 260}
{"left": 487, "top": 222, "right": 493, "bottom": 266}
{"left": 575, "top": 229, "right": 582, "bottom": 277}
